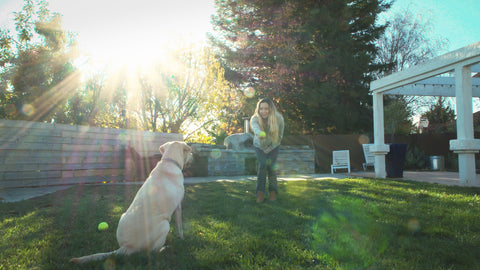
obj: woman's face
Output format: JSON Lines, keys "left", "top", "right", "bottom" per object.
{"left": 259, "top": 102, "right": 270, "bottom": 119}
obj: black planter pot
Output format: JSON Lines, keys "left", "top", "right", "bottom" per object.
{"left": 386, "top": 143, "right": 407, "bottom": 178}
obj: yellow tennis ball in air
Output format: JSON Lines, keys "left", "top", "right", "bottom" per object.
{"left": 259, "top": 131, "right": 266, "bottom": 138}
{"left": 98, "top": 222, "right": 109, "bottom": 231}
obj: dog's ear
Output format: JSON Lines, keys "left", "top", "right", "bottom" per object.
{"left": 183, "top": 144, "right": 192, "bottom": 154}
{"left": 159, "top": 143, "right": 168, "bottom": 154}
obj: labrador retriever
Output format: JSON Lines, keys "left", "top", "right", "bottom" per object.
{"left": 70, "top": 141, "right": 192, "bottom": 264}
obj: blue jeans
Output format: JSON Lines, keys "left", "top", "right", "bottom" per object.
{"left": 255, "top": 146, "right": 279, "bottom": 194}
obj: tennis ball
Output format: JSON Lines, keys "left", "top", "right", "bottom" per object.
{"left": 259, "top": 131, "right": 266, "bottom": 138}
{"left": 98, "top": 222, "right": 109, "bottom": 231}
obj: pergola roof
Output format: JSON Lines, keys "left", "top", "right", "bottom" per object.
{"left": 370, "top": 41, "right": 480, "bottom": 97}
{"left": 368, "top": 41, "right": 480, "bottom": 186}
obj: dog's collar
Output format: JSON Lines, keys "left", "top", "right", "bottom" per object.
{"left": 162, "top": 157, "right": 183, "bottom": 170}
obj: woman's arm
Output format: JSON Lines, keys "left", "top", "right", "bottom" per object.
{"left": 250, "top": 115, "right": 262, "bottom": 136}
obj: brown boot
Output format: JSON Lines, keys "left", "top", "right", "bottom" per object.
{"left": 256, "top": 191, "right": 265, "bottom": 203}
{"left": 269, "top": 191, "right": 277, "bottom": 201}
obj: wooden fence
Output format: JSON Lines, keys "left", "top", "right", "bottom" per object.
{"left": 0, "top": 119, "right": 182, "bottom": 188}
{"left": 284, "top": 133, "right": 480, "bottom": 172}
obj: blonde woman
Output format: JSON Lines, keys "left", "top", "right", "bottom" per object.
{"left": 250, "top": 98, "right": 284, "bottom": 203}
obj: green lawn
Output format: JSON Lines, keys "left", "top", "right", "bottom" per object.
{"left": 1, "top": 178, "right": 479, "bottom": 269}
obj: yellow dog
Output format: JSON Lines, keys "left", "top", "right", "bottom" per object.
{"left": 70, "top": 141, "right": 192, "bottom": 263}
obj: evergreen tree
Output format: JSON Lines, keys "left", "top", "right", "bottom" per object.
{"left": 210, "top": 0, "right": 391, "bottom": 134}
{"left": 422, "top": 97, "right": 456, "bottom": 134}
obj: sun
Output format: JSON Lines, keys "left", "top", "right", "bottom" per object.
{"left": 76, "top": 33, "right": 207, "bottom": 86}
{"left": 52, "top": 0, "right": 214, "bottom": 74}
{"left": 78, "top": 34, "right": 170, "bottom": 73}
{"left": 56, "top": 0, "right": 215, "bottom": 128}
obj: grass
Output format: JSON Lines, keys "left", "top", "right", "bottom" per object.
{"left": 1, "top": 177, "right": 480, "bottom": 269}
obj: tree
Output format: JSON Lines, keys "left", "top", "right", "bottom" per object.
{"left": 0, "top": 0, "right": 79, "bottom": 122}
{"left": 54, "top": 71, "right": 116, "bottom": 126}
{"left": 210, "top": 0, "right": 391, "bottom": 134}
{"left": 422, "top": 97, "right": 456, "bottom": 134}
{"left": 375, "top": 7, "right": 449, "bottom": 135}
{"left": 0, "top": 29, "right": 15, "bottom": 118}
{"left": 384, "top": 96, "right": 413, "bottom": 137}
{"left": 133, "top": 42, "right": 239, "bottom": 143}
{"left": 375, "top": 8, "right": 447, "bottom": 76}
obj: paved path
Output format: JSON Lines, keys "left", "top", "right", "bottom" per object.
{"left": 2, "top": 171, "right": 479, "bottom": 203}
{"left": 0, "top": 185, "right": 75, "bottom": 203}
{"left": 350, "top": 171, "right": 480, "bottom": 188}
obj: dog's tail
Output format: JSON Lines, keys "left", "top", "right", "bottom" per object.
{"left": 69, "top": 249, "right": 119, "bottom": 264}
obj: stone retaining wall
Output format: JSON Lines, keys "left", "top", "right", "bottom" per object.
{"left": 1, "top": 120, "right": 318, "bottom": 189}
{"left": 190, "top": 144, "right": 315, "bottom": 176}
{"left": 0, "top": 119, "right": 182, "bottom": 188}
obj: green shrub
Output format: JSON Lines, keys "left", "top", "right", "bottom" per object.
{"left": 405, "top": 145, "right": 427, "bottom": 170}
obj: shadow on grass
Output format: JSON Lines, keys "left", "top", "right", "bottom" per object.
{"left": 0, "top": 178, "right": 479, "bottom": 269}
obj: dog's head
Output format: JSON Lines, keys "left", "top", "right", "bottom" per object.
{"left": 159, "top": 141, "right": 193, "bottom": 169}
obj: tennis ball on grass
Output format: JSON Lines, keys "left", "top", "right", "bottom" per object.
{"left": 98, "top": 222, "right": 109, "bottom": 231}
{"left": 259, "top": 131, "right": 266, "bottom": 138}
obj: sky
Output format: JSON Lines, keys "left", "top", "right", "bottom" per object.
{"left": 0, "top": 0, "right": 478, "bottom": 58}
{"left": 0, "top": 0, "right": 216, "bottom": 65}
{"left": 380, "top": 0, "right": 480, "bottom": 53}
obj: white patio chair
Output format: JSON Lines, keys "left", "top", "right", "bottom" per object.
{"left": 331, "top": 150, "right": 351, "bottom": 174}
{"left": 362, "top": 144, "right": 375, "bottom": 171}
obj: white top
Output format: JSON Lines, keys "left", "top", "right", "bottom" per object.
{"left": 250, "top": 113, "right": 284, "bottom": 153}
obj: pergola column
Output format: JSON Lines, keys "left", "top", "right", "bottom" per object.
{"left": 449, "top": 64, "right": 480, "bottom": 186}
{"left": 371, "top": 92, "right": 390, "bottom": 178}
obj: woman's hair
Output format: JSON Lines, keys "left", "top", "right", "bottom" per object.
{"left": 254, "top": 98, "right": 281, "bottom": 143}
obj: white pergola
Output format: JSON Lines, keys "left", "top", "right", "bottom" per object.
{"left": 370, "top": 41, "right": 480, "bottom": 186}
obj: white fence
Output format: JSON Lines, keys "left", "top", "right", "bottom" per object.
{"left": 0, "top": 119, "right": 182, "bottom": 188}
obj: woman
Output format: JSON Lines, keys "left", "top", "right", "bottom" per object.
{"left": 250, "top": 98, "right": 284, "bottom": 203}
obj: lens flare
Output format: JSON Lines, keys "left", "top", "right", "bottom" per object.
{"left": 21, "top": 104, "right": 34, "bottom": 116}
{"left": 407, "top": 219, "right": 420, "bottom": 232}
{"left": 272, "top": 163, "right": 279, "bottom": 171}
{"left": 358, "top": 134, "right": 370, "bottom": 145}
{"left": 103, "top": 258, "right": 116, "bottom": 270}
{"left": 117, "top": 133, "right": 128, "bottom": 144}
{"left": 210, "top": 149, "right": 222, "bottom": 159}
{"left": 266, "top": 158, "right": 272, "bottom": 166}
{"left": 244, "top": 87, "right": 255, "bottom": 98}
